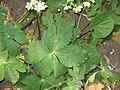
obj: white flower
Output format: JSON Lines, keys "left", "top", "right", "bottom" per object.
{"left": 83, "top": 2, "right": 90, "bottom": 8}
{"left": 64, "top": 5, "right": 72, "bottom": 10}
{"left": 25, "top": 0, "right": 47, "bottom": 12}
{"left": 90, "top": 0, "right": 95, "bottom": 3}
{"left": 25, "top": 0, "right": 38, "bottom": 10}
{"left": 73, "top": 5, "right": 83, "bottom": 13}
{"left": 34, "top": 1, "right": 48, "bottom": 12}
{"left": 25, "top": 2, "right": 32, "bottom": 10}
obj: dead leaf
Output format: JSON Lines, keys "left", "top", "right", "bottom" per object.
{"left": 112, "top": 30, "right": 120, "bottom": 44}
{"left": 85, "top": 83, "right": 105, "bottom": 90}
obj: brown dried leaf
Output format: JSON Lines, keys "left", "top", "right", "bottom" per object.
{"left": 86, "top": 83, "right": 105, "bottom": 90}
{"left": 112, "top": 30, "right": 120, "bottom": 44}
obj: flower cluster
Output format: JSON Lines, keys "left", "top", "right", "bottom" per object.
{"left": 25, "top": 0, "right": 48, "bottom": 12}
{"left": 63, "top": 0, "right": 95, "bottom": 13}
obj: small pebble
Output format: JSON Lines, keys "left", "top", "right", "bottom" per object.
{"left": 27, "top": 18, "right": 30, "bottom": 20}
{"left": 110, "top": 49, "right": 115, "bottom": 55}
{"left": 32, "top": 21, "right": 35, "bottom": 24}
{"left": 108, "top": 65, "right": 114, "bottom": 70}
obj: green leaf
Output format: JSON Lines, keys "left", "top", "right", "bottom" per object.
{"left": 43, "top": 75, "right": 65, "bottom": 89}
{"left": 79, "top": 62, "right": 92, "bottom": 79}
{"left": 42, "top": 10, "right": 54, "bottom": 26}
{"left": 88, "top": 9, "right": 97, "bottom": 17}
{"left": 54, "top": 15, "right": 75, "bottom": 32}
{"left": 69, "top": 66, "right": 80, "bottom": 79}
{"left": 88, "top": 72, "right": 98, "bottom": 83}
{"left": 90, "top": 10, "right": 115, "bottom": 38}
{"left": 0, "top": 7, "right": 7, "bottom": 24}
{"left": 44, "top": 26, "right": 72, "bottom": 51}
{"left": 63, "top": 78, "right": 82, "bottom": 90}
{"left": 0, "top": 66, "right": 4, "bottom": 81}
{"left": 62, "top": 86, "right": 74, "bottom": 90}
{"left": 21, "top": 75, "right": 41, "bottom": 90}
{"left": 42, "top": 25, "right": 57, "bottom": 51}
{"left": 116, "top": 6, "right": 120, "bottom": 15}
{"left": 42, "top": 15, "right": 75, "bottom": 51}
{"left": 33, "top": 56, "right": 53, "bottom": 78}
{"left": 82, "top": 44, "right": 101, "bottom": 66}
{"left": 0, "top": 24, "right": 6, "bottom": 33}
{"left": 4, "top": 64, "right": 19, "bottom": 84}
{"left": 47, "top": 0, "right": 66, "bottom": 12}
{"left": 0, "top": 51, "right": 26, "bottom": 84}
{"left": 34, "top": 54, "right": 67, "bottom": 78}
{"left": 5, "top": 23, "right": 28, "bottom": 44}
{"left": 56, "top": 44, "right": 81, "bottom": 67}
{"left": 8, "top": 57, "right": 26, "bottom": 73}
{"left": 53, "top": 29, "right": 73, "bottom": 51}
{"left": 0, "top": 51, "right": 8, "bottom": 81}
{"left": 51, "top": 57, "right": 67, "bottom": 77}
{"left": 5, "top": 38, "right": 20, "bottom": 55}
{"left": 72, "top": 28, "right": 81, "bottom": 42}
{"left": 100, "top": 60, "right": 120, "bottom": 85}
{"left": 21, "top": 75, "right": 65, "bottom": 90}
{"left": 88, "top": 0, "right": 103, "bottom": 17}
{"left": 27, "top": 40, "right": 49, "bottom": 64}
{"left": 28, "top": 40, "right": 67, "bottom": 77}
{"left": 111, "top": 0, "right": 118, "bottom": 10}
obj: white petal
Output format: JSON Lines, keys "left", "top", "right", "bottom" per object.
{"left": 83, "top": 2, "right": 90, "bottom": 8}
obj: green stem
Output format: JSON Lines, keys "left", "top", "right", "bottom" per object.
{"left": 17, "top": 11, "right": 31, "bottom": 23}
{"left": 77, "top": 8, "right": 85, "bottom": 28}
{"left": 44, "top": 81, "right": 67, "bottom": 90}
{"left": 22, "top": 17, "right": 36, "bottom": 30}
{"left": 37, "top": 13, "right": 42, "bottom": 40}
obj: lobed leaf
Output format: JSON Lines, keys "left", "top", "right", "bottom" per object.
{"left": 21, "top": 75, "right": 65, "bottom": 90}
{"left": 90, "top": 10, "right": 115, "bottom": 38}
{"left": 0, "top": 51, "right": 26, "bottom": 84}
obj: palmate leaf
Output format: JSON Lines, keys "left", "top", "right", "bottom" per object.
{"left": 33, "top": 56, "right": 53, "bottom": 78}
{"left": 42, "top": 15, "right": 75, "bottom": 51}
{"left": 0, "top": 23, "right": 28, "bottom": 55}
{"left": 54, "top": 15, "right": 75, "bottom": 32}
{"left": 28, "top": 40, "right": 67, "bottom": 78}
{"left": 5, "top": 23, "right": 28, "bottom": 44}
{"left": 34, "top": 55, "right": 67, "bottom": 78}
{"left": 28, "top": 42, "right": 82, "bottom": 78}
{"left": 0, "top": 23, "right": 28, "bottom": 45}
{"left": 27, "top": 40, "right": 49, "bottom": 64}
{"left": 42, "top": 25, "right": 57, "bottom": 51}
{"left": 5, "top": 38, "right": 21, "bottom": 55}
{"left": 0, "top": 34, "right": 21, "bottom": 55}
{"left": 42, "top": 10, "right": 54, "bottom": 27}
{"left": 51, "top": 57, "right": 67, "bottom": 78}
{"left": 90, "top": 10, "right": 115, "bottom": 38}
{"left": 0, "top": 51, "right": 26, "bottom": 84}
{"left": 21, "top": 75, "right": 65, "bottom": 90}
{"left": 42, "top": 25, "right": 73, "bottom": 52}
{"left": 56, "top": 44, "right": 82, "bottom": 67}
{"left": 28, "top": 15, "right": 81, "bottom": 77}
